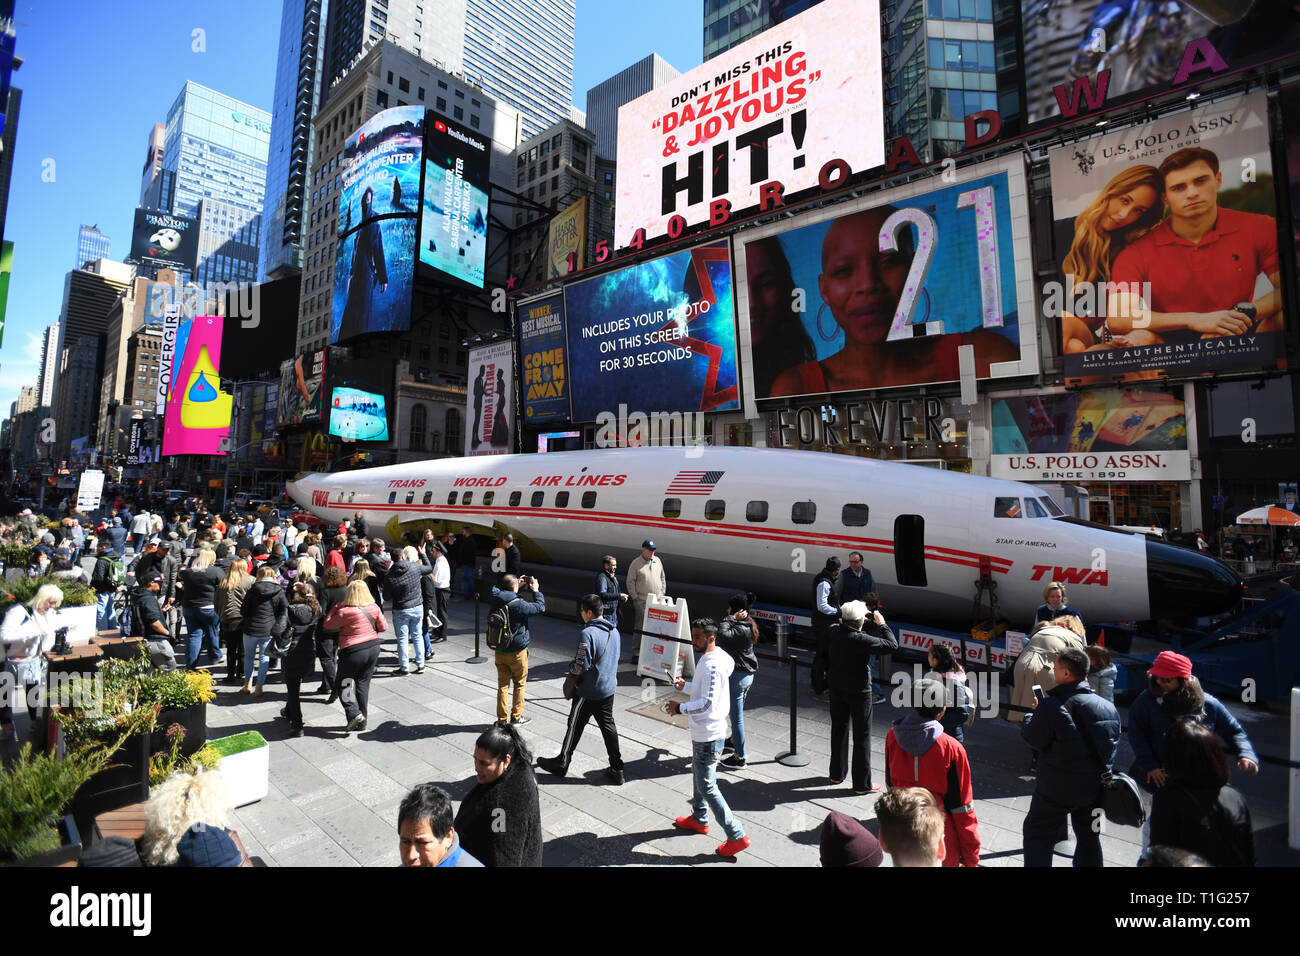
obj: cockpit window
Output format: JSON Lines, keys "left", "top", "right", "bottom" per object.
{"left": 1039, "top": 496, "right": 1065, "bottom": 517}
{"left": 1025, "top": 497, "right": 1048, "bottom": 518}
{"left": 994, "top": 497, "right": 1022, "bottom": 518}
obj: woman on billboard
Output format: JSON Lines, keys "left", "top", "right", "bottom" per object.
{"left": 341, "top": 188, "right": 389, "bottom": 339}
{"left": 745, "top": 237, "right": 816, "bottom": 397}
{"left": 1058, "top": 165, "right": 1163, "bottom": 353}
{"left": 768, "top": 207, "right": 1018, "bottom": 396}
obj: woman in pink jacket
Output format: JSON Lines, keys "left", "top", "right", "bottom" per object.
{"left": 322, "top": 580, "right": 387, "bottom": 733}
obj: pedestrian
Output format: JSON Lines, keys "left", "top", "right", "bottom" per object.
{"left": 425, "top": 543, "right": 450, "bottom": 644}
{"left": 1035, "top": 581, "right": 1083, "bottom": 626}
{"left": 352, "top": 511, "right": 369, "bottom": 541}
{"left": 131, "top": 571, "right": 180, "bottom": 671}
{"left": 386, "top": 544, "right": 432, "bottom": 674}
{"left": 316, "top": 564, "right": 349, "bottom": 698}
{"left": 668, "top": 617, "right": 750, "bottom": 857}
{"left": 455, "top": 527, "right": 477, "bottom": 598}
{"left": 398, "top": 784, "right": 483, "bottom": 867}
{"left": 454, "top": 723, "right": 543, "bottom": 867}
{"left": 834, "top": 551, "right": 883, "bottom": 701}
{"left": 810, "top": 556, "right": 842, "bottom": 701}
{"left": 278, "top": 581, "right": 320, "bottom": 738}
{"left": 488, "top": 574, "right": 546, "bottom": 725}
{"left": 875, "top": 787, "right": 947, "bottom": 868}
{"left": 321, "top": 580, "right": 387, "bottom": 733}
{"left": 716, "top": 592, "right": 759, "bottom": 771}
{"left": 102, "top": 516, "right": 128, "bottom": 558}
{"left": 924, "top": 642, "right": 972, "bottom": 743}
{"left": 176, "top": 548, "right": 225, "bottom": 669}
{"left": 1, "top": 584, "right": 60, "bottom": 742}
{"left": 496, "top": 532, "right": 522, "bottom": 584}
{"left": 1009, "top": 616, "right": 1086, "bottom": 725}
{"left": 536, "top": 593, "right": 624, "bottom": 784}
{"left": 89, "top": 539, "right": 127, "bottom": 632}
{"left": 595, "top": 554, "right": 627, "bottom": 628}
{"left": 826, "top": 597, "right": 897, "bottom": 793}
{"left": 1085, "top": 644, "right": 1116, "bottom": 702}
{"left": 239, "top": 566, "right": 289, "bottom": 696}
{"left": 884, "top": 677, "right": 981, "bottom": 867}
{"left": 1020, "top": 646, "right": 1121, "bottom": 867}
{"left": 625, "top": 539, "right": 666, "bottom": 642}
{"left": 366, "top": 537, "right": 392, "bottom": 607}
{"left": 1147, "top": 718, "right": 1255, "bottom": 867}
{"left": 216, "top": 558, "right": 254, "bottom": 685}
{"left": 129, "top": 508, "right": 152, "bottom": 554}
{"left": 818, "top": 811, "right": 884, "bottom": 868}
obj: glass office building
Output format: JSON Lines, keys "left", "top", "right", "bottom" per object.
{"left": 463, "top": 0, "right": 574, "bottom": 139}
{"left": 703, "top": 0, "right": 822, "bottom": 60}
{"left": 75, "top": 224, "right": 111, "bottom": 270}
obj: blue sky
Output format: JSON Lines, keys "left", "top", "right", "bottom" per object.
{"left": 0, "top": 0, "right": 702, "bottom": 422}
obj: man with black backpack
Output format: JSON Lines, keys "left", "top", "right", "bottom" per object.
{"left": 90, "top": 539, "right": 127, "bottom": 631}
{"left": 487, "top": 574, "right": 545, "bottom": 726}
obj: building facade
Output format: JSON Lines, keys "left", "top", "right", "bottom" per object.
{"left": 75, "top": 224, "right": 111, "bottom": 271}
{"left": 584, "top": 53, "right": 679, "bottom": 162}
{"left": 462, "top": 0, "right": 574, "bottom": 139}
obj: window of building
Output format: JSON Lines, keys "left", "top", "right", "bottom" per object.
{"left": 551, "top": 176, "right": 559, "bottom": 192}
{"left": 409, "top": 402, "right": 427, "bottom": 451}
{"left": 455, "top": 89, "right": 464, "bottom": 99}
{"left": 438, "top": 348, "right": 449, "bottom": 363}
{"left": 445, "top": 408, "right": 460, "bottom": 451}
{"left": 377, "top": 90, "right": 389, "bottom": 107}
{"left": 437, "top": 79, "right": 446, "bottom": 89}
{"left": 792, "top": 501, "right": 817, "bottom": 525}
{"left": 398, "top": 76, "right": 410, "bottom": 92}
{"left": 470, "top": 115, "right": 480, "bottom": 129}
{"left": 530, "top": 491, "right": 545, "bottom": 507}
{"left": 551, "top": 135, "right": 562, "bottom": 149}
{"left": 454, "top": 106, "right": 463, "bottom": 120}
{"left": 387, "top": 70, "right": 394, "bottom": 84}
{"left": 552, "top": 155, "right": 560, "bottom": 171}
{"left": 436, "top": 97, "right": 446, "bottom": 111}
{"left": 418, "top": 87, "right": 425, "bottom": 101}
{"left": 663, "top": 498, "right": 682, "bottom": 518}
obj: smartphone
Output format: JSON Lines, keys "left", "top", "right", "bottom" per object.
{"left": 1032, "top": 684, "right": 1045, "bottom": 703}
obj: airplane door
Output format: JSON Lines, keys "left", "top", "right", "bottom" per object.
{"left": 894, "top": 514, "right": 927, "bottom": 587}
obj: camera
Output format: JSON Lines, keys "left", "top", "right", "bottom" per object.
{"left": 53, "top": 626, "right": 70, "bottom": 655}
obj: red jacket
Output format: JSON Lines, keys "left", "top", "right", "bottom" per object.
{"left": 885, "top": 714, "right": 980, "bottom": 867}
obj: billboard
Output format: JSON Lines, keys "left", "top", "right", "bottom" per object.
{"left": 419, "top": 115, "right": 491, "bottom": 289}
{"left": 546, "top": 197, "right": 588, "bottom": 278}
{"left": 130, "top": 208, "right": 199, "bottom": 271}
{"left": 160, "top": 316, "right": 232, "bottom": 456}
{"left": 564, "top": 240, "right": 741, "bottom": 423}
{"left": 126, "top": 419, "right": 145, "bottom": 465}
{"left": 156, "top": 304, "right": 182, "bottom": 414}
{"left": 736, "top": 153, "right": 1038, "bottom": 404}
{"left": 1022, "top": 0, "right": 1300, "bottom": 127}
{"left": 276, "top": 349, "right": 328, "bottom": 427}
{"left": 465, "top": 341, "right": 514, "bottom": 456}
{"left": 0, "top": 240, "right": 11, "bottom": 348}
{"left": 328, "top": 387, "right": 389, "bottom": 442}
{"left": 1048, "top": 92, "right": 1283, "bottom": 385}
{"left": 518, "top": 293, "right": 570, "bottom": 424}
{"left": 990, "top": 388, "right": 1189, "bottom": 482}
{"left": 615, "top": 0, "right": 884, "bottom": 246}
{"left": 332, "top": 106, "right": 422, "bottom": 342}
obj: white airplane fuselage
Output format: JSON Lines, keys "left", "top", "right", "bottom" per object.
{"left": 287, "top": 447, "right": 1239, "bottom": 628}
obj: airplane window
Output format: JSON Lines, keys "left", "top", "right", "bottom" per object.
{"left": 509, "top": 491, "right": 522, "bottom": 507}
{"left": 663, "top": 498, "right": 682, "bottom": 519}
{"left": 555, "top": 491, "right": 569, "bottom": 508}
{"left": 348, "top": 492, "right": 356, "bottom": 503}
{"left": 894, "top": 514, "right": 928, "bottom": 587}
{"left": 994, "top": 497, "right": 1022, "bottom": 518}
{"left": 705, "top": 499, "right": 725, "bottom": 521}
{"left": 746, "top": 501, "right": 768, "bottom": 522}
{"left": 446, "top": 492, "right": 457, "bottom": 505}
{"left": 1039, "top": 496, "right": 1064, "bottom": 517}
{"left": 842, "top": 503, "right": 869, "bottom": 527}
{"left": 1025, "top": 497, "right": 1048, "bottom": 518}
{"left": 581, "top": 491, "right": 597, "bottom": 509}
{"left": 422, "top": 491, "right": 432, "bottom": 505}
{"left": 461, "top": 492, "right": 473, "bottom": 505}
{"left": 792, "top": 501, "right": 816, "bottom": 525}
{"left": 388, "top": 492, "right": 397, "bottom": 504}
{"left": 483, "top": 491, "right": 495, "bottom": 506}
{"left": 405, "top": 491, "right": 415, "bottom": 504}
{"left": 531, "top": 491, "right": 545, "bottom": 507}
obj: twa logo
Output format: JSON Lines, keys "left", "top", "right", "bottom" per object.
{"left": 1030, "top": 565, "right": 1109, "bottom": 586}
{"left": 311, "top": 490, "right": 329, "bottom": 507}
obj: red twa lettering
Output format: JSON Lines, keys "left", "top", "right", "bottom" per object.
{"left": 1031, "top": 565, "right": 1109, "bottom": 586}
{"left": 311, "top": 490, "right": 329, "bottom": 507}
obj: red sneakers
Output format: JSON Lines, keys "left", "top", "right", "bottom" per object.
{"left": 673, "top": 815, "right": 709, "bottom": 835}
{"left": 716, "top": 836, "right": 752, "bottom": 857}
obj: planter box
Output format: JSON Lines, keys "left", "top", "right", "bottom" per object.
{"left": 68, "top": 734, "right": 150, "bottom": 839}
{"left": 211, "top": 731, "right": 268, "bottom": 808}
{"left": 6, "top": 815, "right": 82, "bottom": 868}
{"left": 149, "top": 702, "right": 207, "bottom": 758}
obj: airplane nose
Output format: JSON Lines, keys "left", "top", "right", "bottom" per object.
{"left": 1146, "top": 539, "right": 1241, "bottom": 619}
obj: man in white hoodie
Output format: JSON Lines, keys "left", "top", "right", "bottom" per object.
{"left": 667, "top": 617, "right": 751, "bottom": 857}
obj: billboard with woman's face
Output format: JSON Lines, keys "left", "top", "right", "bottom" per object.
{"left": 736, "top": 153, "right": 1038, "bottom": 406}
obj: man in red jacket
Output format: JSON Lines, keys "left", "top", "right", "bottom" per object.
{"left": 884, "top": 677, "right": 981, "bottom": 868}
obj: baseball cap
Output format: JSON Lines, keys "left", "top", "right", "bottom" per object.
{"left": 142, "top": 571, "right": 164, "bottom": 585}
{"left": 1148, "top": 650, "right": 1193, "bottom": 680}
{"left": 642, "top": 539, "right": 656, "bottom": 550}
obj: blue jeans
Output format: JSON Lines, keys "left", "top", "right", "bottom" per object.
{"left": 183, "top": 606, "right": 222, "bottom": 667}
{"left": 728, "top": 670, "right": 754, "bottom": 760}
{"left": 95, "top": 591, "right": 118, "bottom": 632}
{"left": 690, "top": 739, "right": 744, "bottom": 841}
{"left": 458, "top": 565, "right": 475, "bottom": 598}
{"left": 243, "top": 635, "right": 271, "bottom": 685}
{"left": 393, "top": 606, "right": 424, "bottom": 670}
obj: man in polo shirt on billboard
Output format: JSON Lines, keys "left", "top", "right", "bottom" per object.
{"left": 1108, "top": 147, "right": 1282, "bottom": 347}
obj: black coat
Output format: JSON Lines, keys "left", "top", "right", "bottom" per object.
{"left": 319, "top": 584, "right": 349, "bottom": 642}
{"left": 385, "top": 557, "right": 432, "bottom": 611}
{"left": 1150, "top": 782, "right": 1254, "bottom": 867}
{"left": 281, "top": 601, "right": 319, "bottom": 679}
{"left": 454, "top": 758, "right": 543, "bottom": 867}
{"left": 240, "top": 580, "right": 289, "bottom": 637}
{"left": 827, "top": 620, "right": 897, "bottom": 694}
{"left": 1021, "top": 681, "right": 1121, "bottom": 807}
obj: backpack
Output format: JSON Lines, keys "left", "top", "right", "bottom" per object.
{"left": 486, "top": 598, "right": 518, "bottom": 651}
{"left": 105, "top": 556, "right": 126, "bottom": 588}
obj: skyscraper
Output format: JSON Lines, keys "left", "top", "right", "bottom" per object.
{"left": 0, "top": 86, "right": 18, "bottom": 244}
{"left": 38, "top": 323, "right": 58, "bottom": 409}
{"left": 76, "top": 224, "right": 111, "bottom": 270}
{"left": 138, "top": 123, "right": 166, "bottom": 208}
{"left": 585, "top": 53, "right": 679, "bottom": 162}
{"left": 703, "top": 0, "right": 823, "bottom": 60}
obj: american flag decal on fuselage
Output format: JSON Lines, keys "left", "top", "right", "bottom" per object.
{"left": 665, "top": 470, "right": 725, "bottom": 495}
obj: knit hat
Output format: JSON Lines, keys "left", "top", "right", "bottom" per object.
{"left": 819, "top": 811, "right": 883, "bottom": 867}
{"left": 1148, "top": 650, "right": 1193, "bottom": 680}
{"left": 175, "top": 824, "right": 242, "bottom": 867}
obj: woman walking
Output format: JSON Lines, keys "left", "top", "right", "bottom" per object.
{"left": 280, "top": 581, "right": 321, "bottom": 737}
{"left": 240, "top": 566, "right": 289, "bottom": 695}
{"left": 322, "top": 580, "right": 387, "bottom": 733}
{"left": 216, "top": 558, "right": 254, "bottom": 684}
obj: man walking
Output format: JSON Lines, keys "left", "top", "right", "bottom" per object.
{"left": 668, "top": 618, "right": 750, "bottom": 857}
{"left": 90, "top": 539, "right": 126, "bottom": 631}
{"left": 537, "top": 593, "right": 624, "bottom": 785}
{"left": 129, "top": 508, "right": 152, "bottom": 554}
{"left": 489, "top": 574, "right": 546, "bottom": 725}
{"left": 716, "top": 593, "right": 759, "bottom": 771}
{"left": 1021, "top": 646, "right": 1121, "bottom": 867}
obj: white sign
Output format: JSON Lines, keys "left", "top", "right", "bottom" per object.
{"left": 990, "top": 450, "right": 1191, "bottom": 483}
{"left": 465, "top": 341, "right": 514, "bottom": 457}
{"left": 156, "top": 305, "right": 182, "bottom": 415}
{"left": 614, "top": 0, "right": 883, "bottom": 246}
{"left": 637, "top": 593, "right": 696, "bottom": 684}
{"left": 1004, "top": 630, "right": 1025, "bottom": 657}
{"left": 75, "top": 469, "right": 105, "bottom": 512}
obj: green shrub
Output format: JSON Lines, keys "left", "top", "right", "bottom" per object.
{"left": 0, "top": 573, "right": 96, "bottom": 610}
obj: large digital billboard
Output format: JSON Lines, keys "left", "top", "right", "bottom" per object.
{"left": 1022, "top": 0, "right": 1300, "bottom": 127}
{"left": 518, "top": 293, "right": 570, "bottom": 424}
{"left": 332, "top": 106, "right": 422, "bottom": 342}
{"left": 1047, "top": 91, "right": 1283, "bottom": 385}
{"left": 419, "top": 115, "right": 490, "bottom": 289}
{"left": 564, "top": 240, "right": 741, "bottom": 423}
{"left": 276, "top": 348, "right": 328, "bottom": 427}
{"left": 329, "top": 387, "right": 389, "bottom": 442}
{"left": 736, "top": 153, "right": 1038, "bottom": 405}
{"left": 130, "top": 208, "right": 199, "bottom": 271}
{"left": 615, "top": 0, "right": 884, "bottom": 246}
{"left": 990, "top": 388, "right": 1189, "bottom": 482}
{"left": 160, "top": 316, "right": 232, "bottom": 457}
{"left": 465, "top": 341, "right": 514, "bottom": 456}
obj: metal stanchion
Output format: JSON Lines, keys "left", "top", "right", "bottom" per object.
{"left": 468, "top": 585, "right": 487, "bottom": 664}
{"left": 776, "top": 653, "right": 811, "bottom": 767}
{"left": 775, "top": 616, "right": 788, "bottom": 661}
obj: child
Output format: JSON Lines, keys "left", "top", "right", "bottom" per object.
{"left": 1086, "top": 644, "right": 1116, "bottom": 702}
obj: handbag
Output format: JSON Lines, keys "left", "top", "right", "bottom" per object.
{"left": 563, "top": 630, "right": 610, "bottom": 700}
{"left": 1063, "top": 696, "right": 1146, "bottom": 828}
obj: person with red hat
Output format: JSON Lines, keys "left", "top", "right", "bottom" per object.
{"left": 1128, "top": 649, "right": 1258, "bottom": 860}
